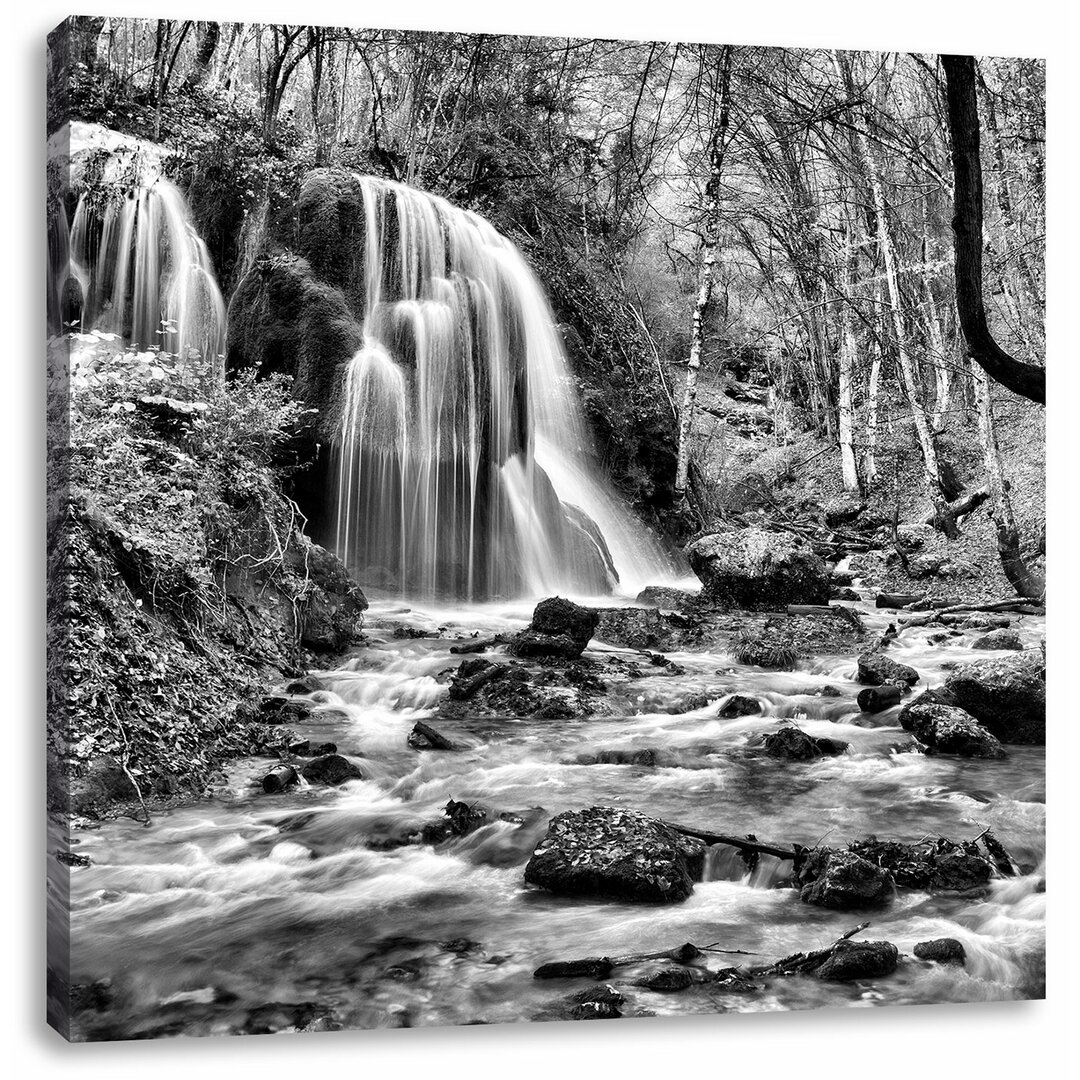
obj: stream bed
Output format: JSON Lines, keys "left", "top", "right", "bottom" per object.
{"left": 61, "top": 593, "right": 1046, "bottom": 1039}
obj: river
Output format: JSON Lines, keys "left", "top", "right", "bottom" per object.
{"left": 61, "top": 589, "right": 1046, "bottom": 1039}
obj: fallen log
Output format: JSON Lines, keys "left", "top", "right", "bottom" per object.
{"left": 261, "top": 764, "right": 299, "bottom": 794}
{"left": 922, "top": 486, "right": 989, "bottom": 525}
{"left": 408, "top": 721, "right": 456, "bottom": 751}
{"left": 876, "top": 592, "right": 923, "bottom": 609}
{"left": 450, "top": 636, "right": 502, "bottom": 655}
{"left": 857, "top": 685, "right": 902, "bottom": 713}
{"left": 664, "top": 821, "right": 799, "bottom": 862}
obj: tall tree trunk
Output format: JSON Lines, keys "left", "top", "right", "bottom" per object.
{"left": 183, "top": 21, "right": 220, "bottom": 91}
{"left": 674, "top": 45, "right": 732, "bottom": 510}
{"left": 941, "top": 54, "right": 1045, "bottom": 405}
{"left": 838, "top": 222, "right": 861, "bottom": 493}
{"left": 970, "top": 362, "right": 1045, "bottom": 599}
{"left": 834, "top": 50, "right": 956, "bottom": 534}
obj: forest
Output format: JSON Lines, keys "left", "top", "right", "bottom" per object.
{"left": 47, "top": 16, "right": 1045, "bottom": 1041}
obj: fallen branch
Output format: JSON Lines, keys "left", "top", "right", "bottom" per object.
{"left": 922, "top": 486, "right": 989, "bottom": 525}
{"left": 752, "top": 922, "right": 871, "bottom": 977}
{"left": 664, "top": 821, "right": 800, "bottom": 862}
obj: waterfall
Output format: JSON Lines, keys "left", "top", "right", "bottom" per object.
{"left": 332, "top": 176, "right": 677, "bottom": 601}
{"left": 48, "top": 122, "right": 227, "bottom": 370}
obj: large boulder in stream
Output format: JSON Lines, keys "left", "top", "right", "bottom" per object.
{"left": 856, "top": 650, "right": 919, "bottom": 688}
{"left": 816, "top": 940, "right": 899, "bottom": 981}
{"left": 509, "top": 597, "right": 599, "bottom": 659}
{"left": 898, "top": 691, "right": 1006, "bottom": 759}
{"left": 798, "top": 849, "right": 895, "bottom": 910}
{"left": 762, "top": 726, "right": 849, "bottom": 761}
{"left": 685, "top": 527, "right": 830, "bottom": 610}
{"left": 524, "top": 806, "right": 706, "bottom": 903}
{"left": 941, "top": 650, "right": 1045, "bottom": 744}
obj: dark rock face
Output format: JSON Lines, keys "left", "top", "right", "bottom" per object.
{"left": 816, "top": 940, "right": 899, "bottom": 981}
{"left": 848, "top": 839, "right": 993, "bottom": 892}
{"left": 509, "top": 597, "right": 599, "bottom": 659}
{"left": 942, "top": 651, "right": 1045, "bottom": 744}
{"left": 822, "top": 494, "right": 865, "bottom": 528}
{"left": 718, "top": 694, "right": 761, "bottom": 718}
{"left": 635, "top": 585, "right": 699, "bottom": 611}
{"left": 686, "top": 527, "right": 830, "bottom": 610}
{"left": 856, "top": 650, "right": 919, "bottom": 687}
{"left": 762, "top": 727, "right": 849, "bottom": 761}
{"left": 636, "top": 966, "right": 694, "bottom": 991}
{"left": 524, "top": 806, "right": 706, "bottom": 903}
{"left": 798, "top": 849, "right": 895, "bottom": 909}
{"left": 300, "top": 754, "right": 364, "bottom": 785}
{"left": 856, "top": 684, "right": 902, "bottom": 713}
{"left": 594, "top": 606, "right": 693, "bottom": 651}
{"left": 898, "top": 693, "right": 1006, "bottom": 758}
{"left": 971, "top": 628, "right": 1023, "bottom": 651}
{"left": 440, "top": 657, "right": 606, "bottom": 721}
{"left": 914, "top": 938, "right": 967, "bottom": 966}
{"left": 534, "top": 957, "right": 614, "bottom": 980}
{"left": 578, "top": 749, "right": 658, "bottom": 767}
{"left": 285, "top": 541, "right": 368, "bottom": 652}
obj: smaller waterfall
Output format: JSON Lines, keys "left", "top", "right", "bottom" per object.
{"left": 47, "top": 122, "right": 226, "bottom": 370}
{"left": 332, "top": 176, "right": 678, "bottom": 601}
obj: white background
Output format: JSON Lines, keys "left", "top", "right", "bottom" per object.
{"left": 3, "top": 2, "right": 1077, "bottom": 1076}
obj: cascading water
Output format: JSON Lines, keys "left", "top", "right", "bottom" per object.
{"left": 47, "top": 122, "right": 227, "bottom": 369}
{"left": 332, "top": 176, "right": 677, "bottom": 601}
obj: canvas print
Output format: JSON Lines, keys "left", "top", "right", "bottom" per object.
{"left": 46, "top": 16, "right": 1046, "bottom": 1041}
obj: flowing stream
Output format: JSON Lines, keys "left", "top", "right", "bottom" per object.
{"left": 62, "top": 591, "right": 1045, "bottom": 1039}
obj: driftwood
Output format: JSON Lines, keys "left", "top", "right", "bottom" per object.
{"left": 262, "top": 763, "right": 299, "bottom": 793}
{"left": 922, "top": 486, "right": 989, "bottom": 525}
{"left": 665, "top": 821, "right": 799, "bottom": 862}
{"left": 876, "top": 592, "right": 922, "bottom": 609}
{"left": 408, "top": 721, "right": 457, "bottom": 751}
{"left": 450, "top": 636, "right": 502, "bottom": 655}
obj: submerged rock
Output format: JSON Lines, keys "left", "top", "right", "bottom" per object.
{"left": 686, "top": 527, "right": 830, "bottom": 610}
{"left": 914, "top": 938, "right": 967, "bottom": 966}
{"left": 898, "top": 692, "right": 1006, "bottom": 758}
{"left": 798, "top": 849, "right": 895, "bottom": 909}
{"left": 856, "top": 650, "right": 919, "bottom": 687}
{"left": 300, "top": 754, "right": 364, "bottom": 786}
{"left": 762, "top": 727, "right": 849, "bottom": 761}
{"left": 524, "top": 806, "right": 706, "bottom": 903}
{"left": 816, "top": 940, "right": 898, "bottom": 981}
{"left": 635, "top": 585, "right": 699, "bottom": 611}
{"left": 941, "top": 650, "right": 1045, "bottom": 744}
{"left": 509, "top": 597, "right": 599, "bottom": 659}
{"left": 577, "top": 749, "right": 658, "bottom": 767}
{"left": 971, "top": 628, "right": 1023, "bottom": 651}
{"left": 594, "top": 606, "right": 694, "bottom": 651}
{"left": 717, "top": 694, "right": 761, "bottom": 718}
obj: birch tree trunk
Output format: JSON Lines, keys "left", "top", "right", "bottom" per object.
{"left": 674, "top": 45, "right": 732, "bottom": 510}
{"left": 970, "top": 362, "right": 1045, "bottom": 599}
{"left": 833, "top": 50, "right": 955, "bottom": 534}
{"left": 838, "top": 221, "right": 860, "bottom": 492}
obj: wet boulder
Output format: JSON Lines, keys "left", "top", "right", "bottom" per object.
{"left": 635, "top": 585, "right": 699, "bottom": 611}
{"left": 941, "top": 650, "right": 1045, "bottom": 744}
{"left": 533, "top": 957, "right": 614, "bottom": 980}
{"left": 509, "top": 597, "right": 599, "bottom": 659}
{"left": 524, "top": 806, "right": 706, "bottom": 903}
{"left": 798, "top": 849, "right": 895, "bottom": 910}
{"left": 816, "top": 940, "right": 898, "bottom": 981}
{"left": 856, "top": 650, "right": 919, "bottom": 687}
{"left": 578, "top": 749, "right": 658, "bottom": 767}
{"left": 848, "top": 838, "right": 993, "bottom": 893}
{"left": 285, "top": 674, "right": 327, "bottom": 695}
{"left": 971, "top": 628, "right": 1023, "bottom": 651}
{"left": 856, "top": 684, "right": 902, "bottom": 713}
{"left": 914, "top": 938, "right": 967, "bottom": 966}
{"left": 635, "top": 966, "right": 695, "bottom": 991}
{"left": 822, "top": 494, "right": 864, "bottom": 528}
{"left": 898, "top": 692, "right": 1006, "bottom": 759}
{"left": 300, "top": 754, "right": 364, "bottom": 785}
{"left": 686, "top": 527, "right": 830, "bottom": 610}
{"left": 286, "top": 541, "right": 369, "bottom": 652}
{"left": 594, "top": 606, "right": 694, "bottom": 651}
{"left": 762, "top": 726, "right": 849, "bottom": 761}
{"left": 718, "top": 694, "right": 761, "bottom": 718}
